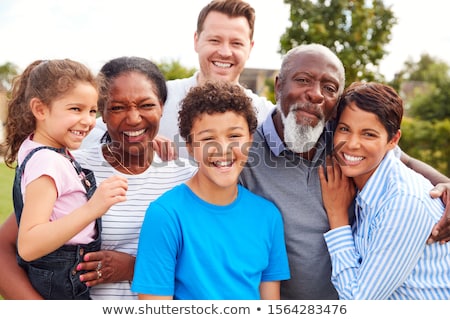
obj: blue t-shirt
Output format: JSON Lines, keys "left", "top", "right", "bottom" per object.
{"left": 132, "top": 183, "right": 290, "bottom": 299}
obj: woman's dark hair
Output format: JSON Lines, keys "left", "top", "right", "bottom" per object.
{"left": 336, "top": 81, "right": 403, "bottom": 141}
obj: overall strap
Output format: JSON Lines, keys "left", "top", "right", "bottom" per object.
{"left": 13, "top": 146, "right": 102, "bottom": 264}
{"left": 12, "top": 146, "right": 97, "bottom": 225}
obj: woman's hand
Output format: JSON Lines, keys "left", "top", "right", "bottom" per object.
{"left": 77, "top": 250, "right": 135, "bottom": 287}
{"left": 319, "top": 156, "right": 356, "bottom": 229}
{"left": 428, "top": 182, "right": 450, "bottom": 244}
{"left": 152, "top": 135, "right": 178, "bottom": 161}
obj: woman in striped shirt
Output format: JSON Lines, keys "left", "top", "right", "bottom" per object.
{"left": 319, "top": 81, "right": 450, "bottom": 299}
{"left": 0, "top": 56, "right": 196, "bottom": 300}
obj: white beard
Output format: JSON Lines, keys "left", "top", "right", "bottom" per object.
{"left": 279, "top": 103, "right": 325, "bottom": 153}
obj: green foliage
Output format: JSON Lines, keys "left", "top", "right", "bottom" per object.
{"left": 0, "top": 162, "right": 14, "bottom": 224}
{"left": 400, "top": 117, "right": 450, "bottom": 176}
{"left": 0, "top": 62, "right": 19, "bottom": 90}
{"left": 156, "top": 59, "right": 197, "bottom": 81}
{"left": 390, "top": 54, "right": 450, "bottom": 177}
{"left": 280, "top": 0, "right": 397, "bottom": 85}
{"left": 409, "top": 82, "right": 450, "bottom": 121}
{"left": 264, "top": 78, "right": 276, "bottom": 104}
{"left": 401, "top": 54, "right": 450, "bottom": 86}
{"left": 393, "top": 54, "right": 450, "bottom": 121}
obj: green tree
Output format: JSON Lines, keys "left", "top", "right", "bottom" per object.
{"left": 401, "top": 54, "right": 449, "bottom": 86}
{"left": 391, "top": 54, "right": 450, "bottom": 120}
{"left": 280, "top": 0, "right": 396, "bottom": 85}
{"left": 389, "top": 54, "right": 450, "bottom": 92}
{"left": 0, "top": 62, "right": 19, "bottom": 90}
{"left": 400, "top": 117, "right": 450, "bottom": 176}
{"left": 393, "top": 54, "right": 450, "bottom": 176}
{"left": 156, "top": 59, "right": 196, "bottom": 81}
{"left": 264, "top": 78, "right": 276, "bottom": 104}
{"left": 409, "top": 81, "right": 450, "bottom": 121}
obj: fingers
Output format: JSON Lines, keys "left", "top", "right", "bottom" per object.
{"left": 322, "top": 155, "right": 342, "bottom": 184}
{"left": 430, "top": 184, "right": 445, "bottom": 198}
{"left": 80, "top": 270, "right": 104, "bottom": 287}
{"left": 318, "top": 165, "right": 326, "bottom": 183}
{"left": 95, "top": 175, "right": 128, "bottom": 205}
{"left": 78, "top": 252, "right": 106, "bottom": 286}
{"left": 428, "top": 230, "right": 450, "bottom": 245}
{"left": 427, "top": 210, "right": 450, "bottom": 244}
{"left": 430, "top": 182, "right": 450, "bottom": 199}
{"left": 78, "top": 261, "right": 103, "bottom": 285}
{"left": 319, "top": 157, "right": 331, "bottom": 185}
{"left": 153, "top": 135, "right": 178, "bottom": 161}
{"left": 104, "top": 175, "right": 128, "bottom": 188}
{"left": 77, "top": 256, "right": 102, "bottom": 273}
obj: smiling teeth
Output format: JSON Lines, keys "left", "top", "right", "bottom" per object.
{"left": 213, "top": 62, "right": 231, "bottom": 68}
{"left": 344, "top": 153, "right": 364, "bottom": 162}
{"left": 214, "top": 160, "right": 232, "bottom": 167}
{"left": 124, "top": 129, "right": 145, "bottom": 137}
{"left": 71, "top": 130, "right": 85, "bottom": 136}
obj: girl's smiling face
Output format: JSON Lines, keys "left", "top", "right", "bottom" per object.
{"left": 334, "top": 102, "right": 400, "bottom": 190}
{"left": 34, "top": 81, "right": 98, "bottom": 149}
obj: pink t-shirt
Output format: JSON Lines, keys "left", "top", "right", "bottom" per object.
{"left": 18, "top": 136, "right": 96, "bottom": 245}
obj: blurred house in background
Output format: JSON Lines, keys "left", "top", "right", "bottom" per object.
{"left": 240, "top": 68, "right": 278, "bottom": 99}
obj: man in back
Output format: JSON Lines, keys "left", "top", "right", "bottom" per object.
{"left": 83, "top": 0, "right": 274, "bottom": 158}
{"left": 160, "top": 0, "right": 273, "bottom": 158}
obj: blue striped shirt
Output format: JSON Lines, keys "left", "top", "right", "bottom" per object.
{"left": 324, "top": 151, "right": 450, "bottom": 299}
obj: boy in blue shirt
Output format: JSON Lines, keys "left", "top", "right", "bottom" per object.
{"left": 132, "top": 81, "right": 290, "bottom": 299}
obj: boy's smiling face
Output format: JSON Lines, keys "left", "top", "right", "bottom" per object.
{"left": 188, "top": 111, "right": 253, "bottom": 192}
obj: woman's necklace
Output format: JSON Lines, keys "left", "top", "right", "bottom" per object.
{"left": 105, "top": 143, "right": 137, "bottom": 175}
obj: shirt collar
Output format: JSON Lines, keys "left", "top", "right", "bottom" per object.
{"left": 260, "top": 110, "right": 333, "bottom": 160}
{"left": 260, "top": 109, "right": 287, "bottom": 157}
{"left": 357, "top": 150, "right": 396, "bottom": 208}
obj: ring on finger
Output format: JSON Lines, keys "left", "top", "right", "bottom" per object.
{"left": 96, "top": 261, "right": 102, "bottom": 271}
{"left": 97, "top": 270, "right": 102, "bottom": 279}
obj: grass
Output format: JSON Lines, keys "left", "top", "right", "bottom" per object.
{"left": 0, "top": 162, "right": 14, "bottom": 299}
{"left": 0, "top": 161, "right": 15, "bottom": 224}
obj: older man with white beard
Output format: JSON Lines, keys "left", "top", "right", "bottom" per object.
{"left": 238, "top": 43, "right": 450, "bottom": 300}
{"left": 280, "top": 101, "right": 327, "bottom": 154}
{"left": 239, "top": 43, "right": 344, "bottom": 300}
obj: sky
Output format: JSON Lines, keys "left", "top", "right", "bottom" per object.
{"left": 0, "top": 0, "right": 449, "bottom": 82}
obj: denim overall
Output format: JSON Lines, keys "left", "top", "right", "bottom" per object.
{"left": 13, "top": 146, "right": 101, "bottom": 300}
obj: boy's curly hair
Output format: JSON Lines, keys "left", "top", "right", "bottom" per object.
{"left": 178, "top": 81, "right": 257, "bottom": 144}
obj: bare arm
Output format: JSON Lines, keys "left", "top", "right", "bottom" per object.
{"left": 0, "top": 214, "right": 43, "bottom": 299}
{"left": 260, "top": 281, "right": 280, "bottom": 300}
{"left": 138, "top": 294, "right": 173, "bottom": 300}
{"left": 400, "top": 151, "right": 450, "bottom": 185}
{"left": 18, "top": 175, "right": 127, "bottom": 261}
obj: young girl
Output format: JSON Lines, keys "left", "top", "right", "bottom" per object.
{"left": 319, "top": 82, "right": 450, "bottom": 299}
{"left": 3, "top": 59, "right": 128, "bottom": 299}
{"left": 132, "top": 81, "right": 290, "bottom": 300}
